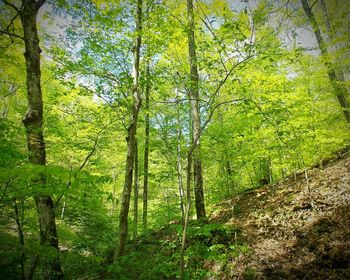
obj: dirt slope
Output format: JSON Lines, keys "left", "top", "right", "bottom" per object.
{"left": 209, "top": 152, "right": 350, "bottom": 279}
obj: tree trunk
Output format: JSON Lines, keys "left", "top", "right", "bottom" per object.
{"left": 143, "top": 62, "right": 150, "bottom": 233}
{"left": 176, "top": 87, "right": 185, "bottom": 222}
{"left": 115, "top": 0, "right": 143, "bottom": 258}
{"left": 20, "top": 1, "right": 62, "bottom": 278}
{"left": 319, "top": 0, "right": 349, "bottom": 90}
{"left": 133, "top": 139, "right": 139, "bottom": 239}
{"left": 226, "top": 160, "right": 234, "bottom": 195}
{"left": 260, "top": 157, "right": 272, "bottom": 186}
{"left": 14, "top": 199, "right": 25, "bottom": 280}
{"left": 179, "top": 151, "right": 192, "bottom": 279}
{"left": 300, "top": 0, "right": 350, "bottom": 123}
{"left": 186, "top": 0, "right": 206, "bottom": 220}
{"left": 111, "top": 170, "right": 118, "bottom": 215}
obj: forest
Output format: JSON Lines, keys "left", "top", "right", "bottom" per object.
{"left": 0, "top": 0, "right": 349, "bottom": 279}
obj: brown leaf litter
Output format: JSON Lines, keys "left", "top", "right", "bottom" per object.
{"left": 209, "top": 151, "right": 350, "bottom": 279}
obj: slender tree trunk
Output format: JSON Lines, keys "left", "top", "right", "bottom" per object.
{"left": 186, "top": 0, "right": 206, "bottom": 220}
{"left": 133, "top": 139, "right": 139, "bottom": 239}
{"left": 143, "top": 63, "right": 150, "bottom": 233}
{"left": 115, "top": 0, "right": 143, "bottom": 258}
{"left": 301, "top": 0, "right": 350, "bottom": 123}
{"left": 179, "top": 151, "right": 192, "bottom": 279}
{"left": 14, "top": 199, "right": 25, "bottom": 280}
{"left": 19, "top": 1, "right": 62, "bottom": 278}
{"left": 177, "top": 143, "right": 185, "bottom": 222}
{"left": 175, "top": 87, "right": 185, "bottom": 222}
{"left": 111, "top": 170, "right": 117, "bottom": 215}
{"left": 179, "top": 194, "right": 190, "bottom": 280}
{"left": 60, "top": 200, "right": 66, "bottom": 220}
{"left": 260, "top": 157, "right": 272, "bottom": 185}
{"left": 319, "top": 0, "right": 349, "bottom": 88}
{"left": 319, "top": 0, "right": 333, "bottom": 38}
{"left": 226, "top": 160, "right": 234, "bottom": 195}
{"left": 176, "top": 132, "right": 185, "bottom": 222}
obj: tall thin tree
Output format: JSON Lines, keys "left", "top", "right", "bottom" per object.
{"left": 115, "top": 0, "right": 143, "bottom": 258}
{"left": 186, "top": 0, "right": 206, "bottom": 220}
{"left": 133, "top": 139, "right": 139, "bottom": 239}
{"left": 143, "top": 62, "right": 150, "bottom": 233}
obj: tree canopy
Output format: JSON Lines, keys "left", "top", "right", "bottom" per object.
{"left": 0, "top": 0, "right": 349, "bottom": 279}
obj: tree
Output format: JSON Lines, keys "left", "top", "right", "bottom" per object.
{"left": 300, "top": 0, "right": 350, "bottom": 123}
{"left": 186, "top": 0, "right": 206, "bottom": 220}
{"left": 1, "top": 0, "right": 63, "bottom": 278}
{"left": 115, "top": 0, "right": 143, "bottom": 258}
{"left": 133, "top": 139, "right": 139, "bottom": 239}
{"left": 143, "top": 63, "right": 150, "bottom": 233}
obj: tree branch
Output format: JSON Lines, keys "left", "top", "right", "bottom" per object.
{"left": 2, "top": 0, "right": 20, "bottom": 12}
{"left": 55, "top": 121, "right": 112, "bottom": 205}
{"left": 188, "top": 98, "right": 246, "bottom": 156}
{"left": 249, "top": 99, "right": 291, "bottom": 147}
{"left": 310, "top": 0, "right": 319, "bottom": 10}
{"left": 0, "top": 29, "right": 24, "bottom": 40}
{"left": 0, "top": 179, "right": 11, "bottom": 203}
{"left": 208, "top": 55, "right": 253, "bottom": 106}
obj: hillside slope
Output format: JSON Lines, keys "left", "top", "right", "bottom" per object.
{"left": 97, "top": 151, "right": 350, "bottom": 280}
{"left": 209, "top": 151, "right": 350, "bottom": 279}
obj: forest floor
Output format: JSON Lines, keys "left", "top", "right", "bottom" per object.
{"left": 101, "top": 149, "right": 350, "bottom": 280}
{"left": 208, "top": 149, "right": 350, "bottom": 279}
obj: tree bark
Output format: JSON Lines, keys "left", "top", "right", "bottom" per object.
{"left": 176, "top": 88, "right": 185, "bottom": 222}
{"left": 226, "top": 160, "right": 234, "bottom": 195}
{"left": 19, "top": 1, "right": 62, "bottom": 278}
{"left": 13, "top": 199, "right": 25, "bottom": 280}
{"left": 143, "top": 62, "right": 150, "bottom": 233}
{"left": 301, "top": 0, "right": 350, "bottom": 123}
{"left": 115, "top": 0, "right": 143, "bottom": 258}
{"left": 179, "top": 151, "right": 192, "bottom": 279}
{"left": 186, "top": 0, "right": 206, "bottom": 220}
{"left": 133, "top": 139, "right": 139, "bottom": 239}
{"left": 319, "top": 0, "right": 349, "bottom": 90}
{"left": 260, "top": 157, "right": 272, "bottom": 185}
{"left": 111, "top": 170, "right": 118, "bottom": 215}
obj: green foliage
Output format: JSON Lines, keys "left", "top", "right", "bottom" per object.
{"left": 1, "top": 0, "right": 349, "bottom": 278}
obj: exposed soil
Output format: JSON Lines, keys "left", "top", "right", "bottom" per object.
{"left": 209, "top": 151, "right": 350, "bottom": 279}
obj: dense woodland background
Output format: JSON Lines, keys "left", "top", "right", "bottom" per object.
{"left": 0, "top": 0, "right": 349, "bottom": 279}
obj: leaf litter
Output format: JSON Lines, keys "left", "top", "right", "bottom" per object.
{"left": 209, "top": 150, "right": 350, "bottom": 279}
